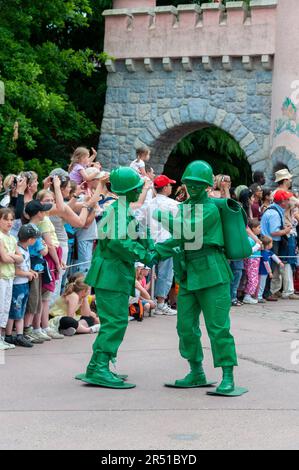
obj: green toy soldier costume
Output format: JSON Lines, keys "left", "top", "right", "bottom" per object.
{"left": 76, "top": 167, "right": 157, "bottom": 389}
{"left": 154, "top": 161, "right": 248, "bottom": 396}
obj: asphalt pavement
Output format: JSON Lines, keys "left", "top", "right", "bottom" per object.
{"left": 1, "top": 300, "right": 299, "bottom": 450}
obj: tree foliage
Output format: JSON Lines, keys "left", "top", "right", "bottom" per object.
{"left": 0, "top": 0, "right": 109, "bottom": 179}
{"left": 165, "top": 127, "right": 251, "bottom": 186}
{"left": 0, "top": 0, "right": 251, "bottom": 184}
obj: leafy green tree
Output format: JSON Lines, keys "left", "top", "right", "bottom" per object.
{"left": 164, "top": 127, "right": 251, "bottom": 186}
{"left": 0, "top": 0, "right": 109, "bottom": 180}
{"left": 0, "top": 0, "right": 252, "bottom": 185}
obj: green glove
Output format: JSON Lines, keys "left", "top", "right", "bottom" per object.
{"left": 144, "top": 250, "right": 160, "bottom": 268}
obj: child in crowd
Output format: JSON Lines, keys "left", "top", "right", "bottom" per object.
{"left": 5, "top": 225, "right": 40, "bottom": 347}
{"left": 130, "top": 147, "right": 151, "bottom": 177}
{"left": 68, "top": 147, "right": 99, "bottom": 185}
{"left": 258, "top": 235, "right": 284, "bottom": 303}
{"left": 230, "top": 260, "right": 244, "bottom": 307}
{"left": 138, "top": 264, "right": 156, "bottom": 312}
{"left": 36, "top": 189, "right": 65, "bottom": 339}
{"left": 49, "top": 279, "right": 100, "bottom": 336}
{"left": 0, "top": 208, "right": 24, "bottom": 350}
{"left": 243, "top": 218, "right": 262, "bottom": 305}
{"left": 261, "top": 189, "right": 272, "bottom": 214}
{"left": 129, "top": 263, "right": 155, "bottom": 320}
{"left": 23, "top": 200, "right": 52, "bottom": 344}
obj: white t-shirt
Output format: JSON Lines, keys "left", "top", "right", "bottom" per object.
{"left": 147, "top": 194, "right": 179, "bottom": 243}
{"left": 129, "top": 287, "right": 141, "bottom": 305}
{"left": 130, "top": 159, "right": 145, "bottom": 174}
{"left": 14, "top": 245, "right": 30, "bottom": 285}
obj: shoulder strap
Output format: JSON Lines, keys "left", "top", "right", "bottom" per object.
{"left": 265, "top": 206, "right": 284, "bottom": 230}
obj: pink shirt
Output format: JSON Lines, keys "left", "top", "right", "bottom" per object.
{"left": 69, "top": 163, "right": 86, "bottom": 185}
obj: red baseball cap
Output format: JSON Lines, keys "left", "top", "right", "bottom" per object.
{"left": 154, "top": 175, "right": 176, "bottom": 189}
{"left": 273, "top": 189, "right": 293, "bottom": 203}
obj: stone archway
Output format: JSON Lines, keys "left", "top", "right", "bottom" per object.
{"left": 134, "top": 101, "right": 266, "bottom": 175}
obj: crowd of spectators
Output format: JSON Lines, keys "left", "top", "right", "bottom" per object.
{"left": 0, "top": 145, "right": 299, "bottom": 352}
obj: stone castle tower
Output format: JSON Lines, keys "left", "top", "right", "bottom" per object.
{"left": 98, "top": 0, "right": 299, "bottom": 185}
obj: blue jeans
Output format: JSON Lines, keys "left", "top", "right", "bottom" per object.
{"left": 230, "top": 260, "right": 244, "bottom": 302}
{"left": 77, "top": 240, "right": 94, "bottom": 274}
{"left": 154, "top": 258, "right": 174, "bottom": 299}
{"left": 9, "top": 283, "right": 29, "bottom": 320}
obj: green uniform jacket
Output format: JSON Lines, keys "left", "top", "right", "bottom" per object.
{"left": 155, "top": 196, "right": 233, "bottom": 291}
{"left": 85, "top": 199, "right": 155, "bottom": 295}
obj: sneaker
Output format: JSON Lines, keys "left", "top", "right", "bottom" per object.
{"left": 60, "top": 327, "right": 76, "bottom": 337}
{"left": 44, "top": 328, "right": 64, "bottom": 339}
{"left": 5, "top": 335, "right": 17, "bottom": 345}
{"left": 2, "top": 339, "right": 15, "bottom": 349}
{"left": 24, "top": 331, "right": 44, "bottom": 344}
{"left": 90, "top": 324, "right": 101, "bottom": 334}
{"left": 284, "top": 293, "right": 299, "bottom": 300}
{"left": 265, "top": 295, "right": 278, "bottom": 302}
{"left": 15, "top": 335, "right": 34, "bottom": 348}
{"left": 24, "top": 327, "right": 44, "bottom": 344}
{"left": 155, "top": 304, "right": 177, "bottom": 316}
{"left": 243, "top": 295, "right": 258, "bottom": 305}
{"left": 0, "top": 337, "right": 11, "bottom": 350}
{"left": 36, "top": 330, "right": 51, "bottom": 341}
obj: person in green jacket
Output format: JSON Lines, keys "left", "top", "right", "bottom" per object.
{"left": 154, "top": 160, "right": 247, "bottom": 396}
{"left": 76, "top": 167, "right": 157, "bottom": 389}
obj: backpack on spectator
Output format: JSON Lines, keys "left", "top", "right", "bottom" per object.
{"left": 129, "top": 300, "right": 144, "bottom": 322}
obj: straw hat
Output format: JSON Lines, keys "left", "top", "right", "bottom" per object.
{"left": 275, "top": 168, "right": 293, "bottom": 183}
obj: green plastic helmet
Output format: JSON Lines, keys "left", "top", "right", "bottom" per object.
{"left": 182, "top": 160, "right": 214, "bottom": 187}
{"left": 110, "top": 167, "right": 144, "bottom": 194}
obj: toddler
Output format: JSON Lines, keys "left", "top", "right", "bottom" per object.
{"left": 5, "top": 224, "right": 40, "bottom": 347}
{"left": 130, "top": 147, "right": 151, "bottom": 177}
{"left": 258, "top": 235, "right": 284, "bottom": 303}
{"left": 69, "top": 147, "right": 99, "bottom": 185}
{"left": 0, "top": 208, "right": 23, "bottom": 350}
{"left": 243, "top": 218, "right": 262, "bottom": 305}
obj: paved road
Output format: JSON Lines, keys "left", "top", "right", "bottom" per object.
{"left": 1, "top": 300, "right": 299, "bottom": 450}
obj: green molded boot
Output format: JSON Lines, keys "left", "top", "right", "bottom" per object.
{"left": 78, "top": 352, "right": 135, "bottom": 389}
{"left": 165, "top": 361, "right": 216, "bottom": 388}
{"left": 75, "top": 352, "right": 128, "bottom": 382}
{"left": 216, "top": 366, "right": 235, "bottom": 394}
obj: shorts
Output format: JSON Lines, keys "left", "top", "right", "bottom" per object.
{"left": 42, "top": 289, "right": 52, "bottom": 302}
{"left": 59, "top": 317, "right": 78, "bottom": 330}
{"left": 80, "top": 316, "right": 95, "bottom": 327}
{"left": 9, "top": 283, "right": 29, "bottom": 320}
{"left": 26, "top": 273, "right": 42, "bottom": 315}
{"left": 58, "top": 316, "right": 95, "bottom": 331}
{"left": 0, "top": 278, "right": 13, "bottom": 328}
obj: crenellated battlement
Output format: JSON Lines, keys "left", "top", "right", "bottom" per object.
{"left": 103, "top": 1, "right": 277, "bottom": 69}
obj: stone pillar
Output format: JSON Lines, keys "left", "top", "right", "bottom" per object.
{"left": 271, "top": 0, "right": 299, "bottom": 182}
{"left": 113, "top": 0, "right": 156, "bottom": 8}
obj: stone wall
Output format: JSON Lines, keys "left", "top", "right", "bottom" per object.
{"left": 99, "top": 57, "right": 272, "bottom": 176}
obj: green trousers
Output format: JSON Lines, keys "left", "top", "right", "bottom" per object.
{"left": 91, "top": 288, "right": 129, "bottom": 359}
{"left": 177, "top": 283, "right": 238, "bottom": 367}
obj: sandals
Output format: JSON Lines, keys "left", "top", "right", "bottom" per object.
{"left": 231, "top": 300, "right": 243, "bottom": 307}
